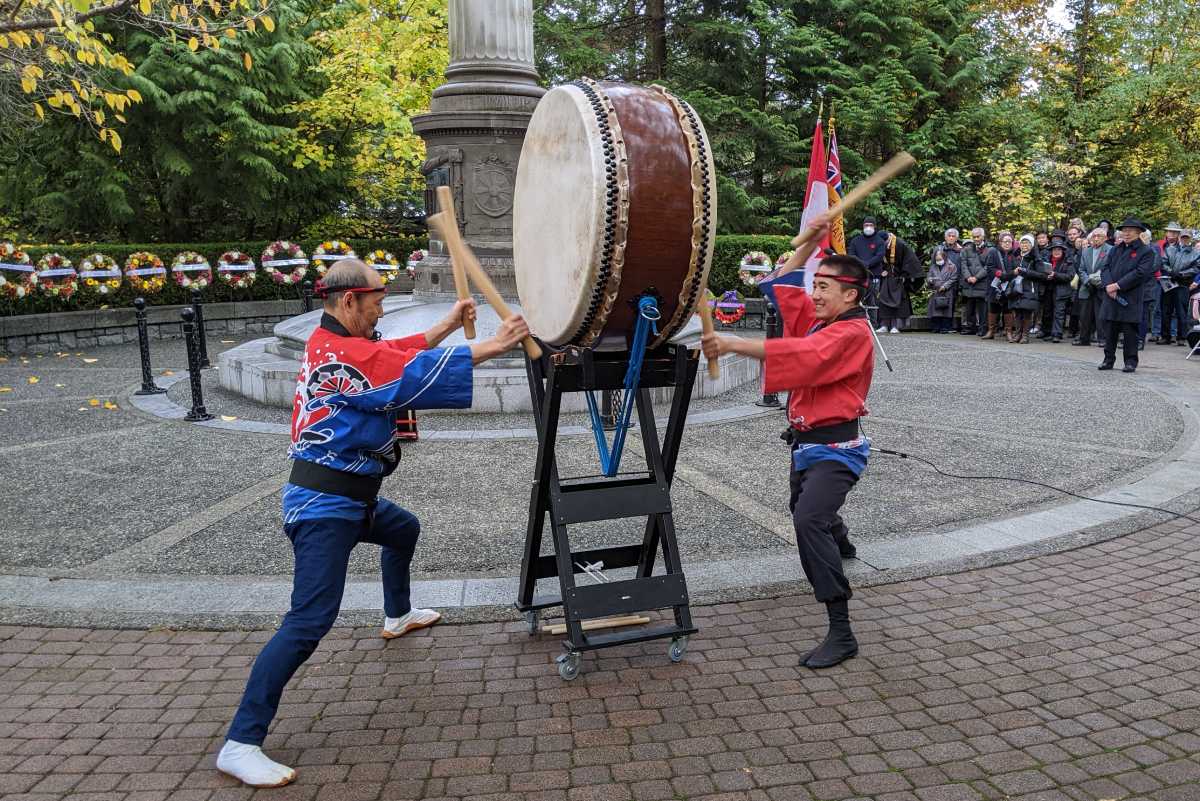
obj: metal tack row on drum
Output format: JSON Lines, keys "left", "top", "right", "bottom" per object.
{"left": 513, "top": 79, "right": 718, "bottom": 350}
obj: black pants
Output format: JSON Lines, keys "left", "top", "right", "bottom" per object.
{"left": 1038, "top": 290, "right": 1053, "bottom": 332}
{"left": 1160, "top": 288, "right": 1186, "bottom": 341}
{"left": 788, "top": 460, "right": 856, "bottom": 603}
{"left": 1078, "top": 293, "right": 1102, "bottom": 344}
{"left": 1051, "top": 294, "right": 1071, "bottom": 338}
{"left": 962, "top": 296, "right": 986, "bottom": 332}
{"left": 1103, "top": 320, "right": 1139, "bottom": 368}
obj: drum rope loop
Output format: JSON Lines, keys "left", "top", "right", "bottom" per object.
{"left": 585, "top": 295, "right": 660, "bottom": 477}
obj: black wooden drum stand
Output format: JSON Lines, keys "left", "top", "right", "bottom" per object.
{"left": 516, "top": 344, "right": 699, "bottom": 679}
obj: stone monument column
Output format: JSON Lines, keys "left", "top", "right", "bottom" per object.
{"left": 412, "top": 0, "right": 544, "bottom": 300}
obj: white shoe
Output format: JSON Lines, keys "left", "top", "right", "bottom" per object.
{"left": 381, "top": 608, "right": 442, "bottom": 639}
{"left": 216, "top": 740, "right": 296, "bottom": 788}
{"left": 875, "top": 325, "right": 887, "bottom": 333}
{"left": 889, "top": 327, "right": 900, "bottom": 334}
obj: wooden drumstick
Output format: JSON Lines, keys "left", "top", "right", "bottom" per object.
{"left": 791, "top": 151, "right": 916, "bottom": 248}
{"left": 430, "top": 188, "right": 542, "bottom": 360}
{"left": 697, "top": 296, "right": 720, "bottom": 380}
{"left": 430, "top": 187, "right": 476, "bottom": 340}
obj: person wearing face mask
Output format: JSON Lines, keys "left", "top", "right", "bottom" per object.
{"left": 1163, "top": 228, "right": 1199, "bottom": 344}
{"left": 1031, "top": 230, "right": 1053, "bottom": 338}
{"left": 1004, "top": 234, "right": 1047, "bottom": 343}
{"left": 990, "top": 231, "right": 1019, "bottom": 341}
{"left": 1100, "top": 218, "right": 1157, "bottom": 372}
{"left": 927, "top": 246, "right": 958, "bottom": 333}
{"left": 848, "top": 216, "right": 889, "bottom": 330}
{"left": 957, "top": 227, "right": 992, "bottom": 336}
{"left": 1075, "top": 228, "right": 1111, "bottom": 348}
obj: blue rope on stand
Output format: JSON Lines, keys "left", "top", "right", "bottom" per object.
{"left": 585, "top": 296, "right": 660, "bottom": 476}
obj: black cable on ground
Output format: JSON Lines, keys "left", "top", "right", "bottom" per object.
{"left": 868, "top": 442, "right": 1200, "bottom": 526}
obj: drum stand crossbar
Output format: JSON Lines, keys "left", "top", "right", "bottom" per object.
{"left": 517, "top": 344, "right": 699, "bottom": 680}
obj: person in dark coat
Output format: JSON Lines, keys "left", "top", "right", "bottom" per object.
{"left": 1099, "top": 217, "right": 1158, "bottom": 372}
{"left": 848, "top": 216, "right": 889, "bottom": 330}
{"left": 877, "top": 233, "right": 923, "bottom": 332}
{"left": 1031, "top": 231, "right": 1053, "bottom": 337}
{"left": 1005, "top": 234, "right": 1047, "bottom": 343}
{"left": 1045, "top": 230, "right": 1077, "bottom": 342}
{"left": 1074, "top": 228, "right": 1110, "bottom": 347}
{"left": 957, "top": 228, "right": 991, "bottom": 336}
{"left": 991, "top": 231, "right": 1019, "bottom": 340}
{"left": 1163, "top": 229, "right": 1199, "bottom": 345}
{"left": 927, "top": 247, "right": 958, "bottom": 333}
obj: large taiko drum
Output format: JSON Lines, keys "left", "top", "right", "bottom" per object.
{"left": 513, "top": 79, "right": 717, "bottom": 349}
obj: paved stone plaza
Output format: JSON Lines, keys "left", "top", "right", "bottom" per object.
{"left": 1, "top": 331, "right": 1199, "bottom": 799}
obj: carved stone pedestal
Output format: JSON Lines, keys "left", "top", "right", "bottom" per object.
{"left": 412, "top": 0, "right": 544, "bottom": 300}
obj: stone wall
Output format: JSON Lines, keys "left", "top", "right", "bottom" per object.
{"left": 0, "top": 299, "right": 305, "bottom": 354}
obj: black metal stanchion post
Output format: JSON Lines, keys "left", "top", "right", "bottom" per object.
{"left": 190, "top": 287, "right": 210, "bottom": 368}
{"left": 755, "top": 302, "right": 781, "bottom": 408}
{"left": 181, "top": 308, "right": 214, "bottom": 422}
{"left": 133, "top": 297, "right": 166, "bottom": 395}
{"left": 302, "top": 280, "right": 314, "bottom": 314}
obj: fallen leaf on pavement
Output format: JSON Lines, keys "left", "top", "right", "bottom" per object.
{"left": 221, "top": 339, "right": 235, "bottom": 343}
{"left": 88, "top": 398, "right": 100, "bottom": 407}
{"left": 162, "top": 370, "right": 175, "bottom": 376}
{"left": 27, "top": 376, "right": 39, "bottom": 384}
{"left": 81, "top": 358, "right": 98, "bottom": 364}
{"left": 220, "top": 415, "right": 238, "bottom": 421}
{"left": 54, "top": 383, "right": 65, "bottom": 388}
{"left": 0, "top": 387, "right": 10, "bottom": 393}
{"left": 103, "top": 401, "right": 118, "bottom": 410}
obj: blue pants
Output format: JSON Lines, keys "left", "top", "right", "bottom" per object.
{"left": 227, "top": 499, "right": 420, "bottom": 746}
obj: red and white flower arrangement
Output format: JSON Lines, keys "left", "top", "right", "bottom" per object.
{"left": 261, "top": 241, "right": 308, "bottom": 285}
{"left": 217, "top": 250, "right": 257, "bottom": 288}
{"left": 172, "top": 251, "right": 213, "bottom": 289}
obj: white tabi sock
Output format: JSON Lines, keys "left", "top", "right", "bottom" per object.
{"left": 382, "top": 608, "right": 442, "bottom": 639}
{"left": 216, "top": 739, "right": 296, "bottom": 788}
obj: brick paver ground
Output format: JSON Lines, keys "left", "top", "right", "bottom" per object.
{"left": 2, "top": 519, "right": 1199, "bottom": 801}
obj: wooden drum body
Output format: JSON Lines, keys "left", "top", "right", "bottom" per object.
{"left": 513, "top": 79, "right": 717, "bottom": 349}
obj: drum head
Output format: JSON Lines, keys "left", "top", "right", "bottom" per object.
{"left": 513, "top": 85, "right": 606, "bottom": 346}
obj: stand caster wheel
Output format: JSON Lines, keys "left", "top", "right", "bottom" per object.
{"left": 524, "top": 610, "right": 539, "bottom": 635}
{"left": 668, "top": 636, "right": 688, "bottom": 663}
{"left": 556, "top": 651, "right": 581, "bottom": 681}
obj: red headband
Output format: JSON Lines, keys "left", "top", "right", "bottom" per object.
{"left": 313, "top": 279, "right": 386, "bottom": 299}
{"left": 813, "top": 271, "right": 869, "bottom": 288}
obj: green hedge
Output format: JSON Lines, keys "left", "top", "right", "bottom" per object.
{"left": 0, "top": 236, "right": 424, "bottom": 315}
{"left": 1, "top": 232, "right": 799, "bottom": 316}
{"left": 708, "top": 234, "right": 795, "bottom": 297}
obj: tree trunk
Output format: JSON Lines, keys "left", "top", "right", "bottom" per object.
{"left": 647, "top": 0, "right": 666, "bottom": 79}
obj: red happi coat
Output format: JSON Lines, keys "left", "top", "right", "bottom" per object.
{"left": 761, "top": 275, "right": 875, "bottom": 432}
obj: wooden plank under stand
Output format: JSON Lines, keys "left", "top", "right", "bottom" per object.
{"left": 515, "top": 345, "right": 699, "bottom": 680}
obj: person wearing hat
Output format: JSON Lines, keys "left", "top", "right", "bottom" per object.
{"left": 848, "top": 216, "right": 889, "bottom": 330}
{"left": 1164, "top": 228, "right": 1199, "bottom": 344}
{"left": 1099, "top": 217, "right": 1157, "bottom": 372}
{"left": 1156, "top": 222, "right": 1187, "bottom": 344}
{"left": 1044, "top": 229, "right": 1077, "bottom": 343}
